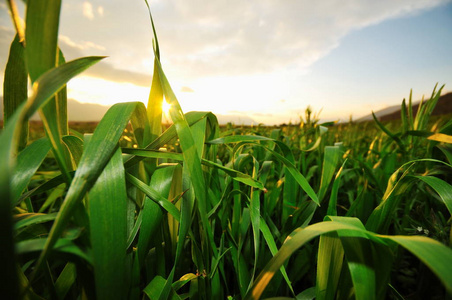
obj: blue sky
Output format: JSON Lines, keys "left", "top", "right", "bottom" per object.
{"left": 1, "top": 0, "right": 451, "bottom": 124}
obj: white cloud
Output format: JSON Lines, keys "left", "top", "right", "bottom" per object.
{"left": 83, "top": 1, "right": 94, "bottom": 20}
{"left": 57, "top": 0, "right": 448, "bottom": 80}
{"left": 59, "top": 35, "right": 106, "bottom": 51}
{"left": 152, "top": 0, "right": 450, "bottom": 77}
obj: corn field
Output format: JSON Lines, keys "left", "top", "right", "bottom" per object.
{"left": 1, "top": 1, "right": 452, "bottom": 299}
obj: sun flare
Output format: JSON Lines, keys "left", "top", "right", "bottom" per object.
{"left": 162, "top": 99, "right": 172, "bottom": 115}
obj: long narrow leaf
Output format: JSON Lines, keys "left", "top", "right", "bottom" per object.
{"left": 89, "top": 147, "right": 129, "bottom": 299}
{"left": 3, "top": 34, "right": 28, "bottom": 150}
{"left": 31, "top": 101, "right": 142, "bottom": 278}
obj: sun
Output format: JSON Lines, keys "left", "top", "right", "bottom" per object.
{"left": 162, "top": 99, "right": 172, "bottom": 115}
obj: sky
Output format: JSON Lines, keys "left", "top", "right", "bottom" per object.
{"left": 1, "top": 0, "right": 452, "bottom": 125}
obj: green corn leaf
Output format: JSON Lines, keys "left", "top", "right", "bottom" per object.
{"left": 147, "top": 59, "right": 164, "bottom": 143}
{"left": 37, "top": 184, "right": 66, "bottom": 214}
{"left": 54, "top": 263, "right": 76, "bottom": 300}
{"left": 281, "top": 146, "right": 298, "bottom": 223}
{"left": 318, "top": 146, "right": 342, "bottom": 203}
{"left": 158, "top": 112, "right": 211, "bottom": 300}
{"left": 366, "top": 159, "right": 451, "bottom": 233}
{"left": 401, "top": 99, "right": 409, "bottom": 135}
{"left": 326, "top": 216, "right": 388, "bottom": 300}
{"left": 11, "top": 138, "right": 51, "bottom": 205}
{"left": 327, "top": 160, "right": 347, "bottom": 216}
{"left": 0, "top": 55, "right": 103, "bottom": 297}
{"left": 25, "top": 0, "right": 61, "bottom": 82}
{"left": 437, "top": 144, "right": 452, "bottom": 164}
{"left": 18, "top": 174, "right": 69, "bottom": 207}
{"left": 372, "top": 112, "right": 406, "bottom": 153}
{"left": 31, "top": 101, "right": 141, "bottom": 279}
{"left": 14, "top": 212, "right": 58, "bottom": 234}
{"left": 207, "top": 137, "right": 318, "bottom": 204}
{"left": 133, "top": 194, "right": 159, "bottom": 269}
{"left": 261, "top": 143, "right": 318, "bottom": 205}
{"left": 172, "top": 273, "right": 198, "bottom": 291}
{"left": 386, "top": 235, "right": 452, "bottom": 294}
{"left": 245, "top": 221, "right": 363, "bottom": 300}
{"left": 414, "top": 175, "right": 452, "bottom": 216}
{"left": 89, "top": 147, "right": 129, "bottom": 299}
{"left": 247, "top": 217, "right": 452, "bottom": 299}
{"left": 316, "top": 232, "right": 344, "bottom": 300}
{"left": 24, "top": 56, "right": 105, "bottom": 120}
{"left": 56, "top": 49, "right": 69, "bottom": 136}
{"left": 122, "top": 148, "right": 265, "bottom": 190}
{"left": 408, "top": 89, "right": 414, "bottom": 131}
{"left": 296, "top": 287, "right": 316, "bottom": 300}
{"left": 3, "top": 34, "right": 28, "bottom": 150}
{"left": 16, "top": 238, "right": 92, "bottom": 264}
{"left": 208, "top": 135, "right": 274, "bottom": 144}
{"left": 123, "top": 111, "right": 213, "bottom": 168}
{"left": 259, "top": 217, "right": 294, "bottom": 295}
{"left": 26, "top": 0, "right": 73, "bottom": 182}
{"left": 126, "top": 173, "right": 180, "bottom": 221}
{"left": 144, "top": 276, "right": 167, "bottom": 300}
{"left": 248, "top": 159, "right": 261, "bottom": 290}
{"left": 417, "top": 85, "right": 443, "bottom": 131}
{"left": 130, "top": 103, "right": 151, "bottom": 147}
{"left": 62, "top": 135, "right": 84, "bottom": 167}
{"left": 154, "top": 52, "right": 218, "bottom": 264}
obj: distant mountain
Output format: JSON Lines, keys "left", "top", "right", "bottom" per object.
{"left": 0, "top": 97, "right": 256, "bottom": 124}
{"left": 67, "top": 99, "right": 110, "bottom": 121}
{"left": 356, "top": 92, "right": 452, "bottom": 122}
{"left": 215, "top": 114, "right": 255, "bottom": 125}
{"left": 355, "top": 104, "right": 401, "bottom": 122}
{"left": 0, "top": 97, "right": 111, "bottom": 121}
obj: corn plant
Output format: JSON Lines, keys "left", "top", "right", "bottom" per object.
{"left": 2, "top": 1, "right": 452, "bottom": 299}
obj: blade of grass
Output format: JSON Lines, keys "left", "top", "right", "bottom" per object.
{"left": 372, "top": 112, "right": 406, "bottom": 153}
{"left": 316, "top": 232, "right": 344, "bottom": 300}
{"left": 246, "top": 217, "right": 452, "bottom": 299}
{"left": 318, "top": 145, "right": 342, "bottom": 203}
{"left": 208, "top": 137, "right": 318, "bottom": 204}
{"left": 62, "top": 135, "right": 84, "bottom": 168}
{"left": 154, "top": 48, "right": 218, "bottom": 265}
{"left": 126, "top": 173, "right": 180, "bottom": 220}
{"left": 54, "top": 262, "right": 76, "bottom": 300}
{"left": 11, "top": 137, "right": 51, "bottom": 205}
{"left": 414, "top": 175, "right": 452, "bottom": 216}
{"left": 14, "top": 212, "right": 58, "bottom": 235}
{"left": 6, "top": 0, "right": 25, "bottom": 42}
{"left": 327, "top": 160, "right": 347, "bottom": 216}
{"left": 89, "top": 146, "right": 129, "bottom": 299}
{"left": 417, "top": 85, "right": 443, "bottom": 131}
{"left": 26, "top": 0, "right": 72, "bottom": 182}
{"left": 259, "top": 217, "right": 294, "bottom": 295}
{"left": 245, "top": 221, "right": 363, "bottom": 300}
{"left": 122, "top": 148, "right": 265, "bottom": 190}
{"left": 16, "top": 238, "right": 92, "bottom": 264}
{"left": 3, "top": 34, "right": 28, "bottom": 150}
{"left": 31, "top": 101, "right": 142, "bottom": 280}
{"left": 1, "top": 55, "right": 103, "bottom": 298}
{"left": 123, "top": 111, "right": 214, "bottom": 168}
{"left": 366, "top": 159, "right": 451, "bottom": 233}
{"left": 386, "top": 235, "right": 452, "bottom": 294}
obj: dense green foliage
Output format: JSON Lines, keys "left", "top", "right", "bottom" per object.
{"left": 2, "top": 1, "right": 452, "bottom": 299}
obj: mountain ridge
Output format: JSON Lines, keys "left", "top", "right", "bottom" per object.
{"left": 356, "top": 92, "right": 452, "bottom": 122}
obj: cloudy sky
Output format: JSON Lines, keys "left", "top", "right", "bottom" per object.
{"left": 1, "top": 0, "right": 452, "bottom": 124}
